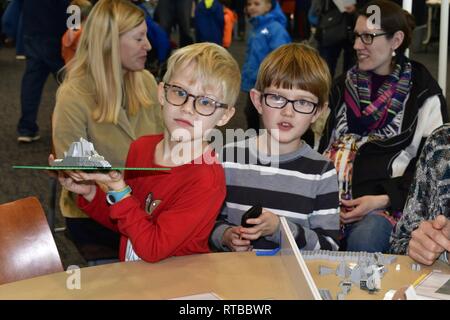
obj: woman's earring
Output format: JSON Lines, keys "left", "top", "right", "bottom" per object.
{"left": 392, "top": 50, "right": 396, "bottom": 57}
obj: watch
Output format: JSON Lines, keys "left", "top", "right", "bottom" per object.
{"left": 106, "top": 185, "right": 132, "bottom": 205}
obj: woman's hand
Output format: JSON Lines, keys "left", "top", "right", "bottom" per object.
{"left": 222, "top": 226, "right": 252, "bottom": 252}
{"left": 239, "top": 209, "right": 280, "bottom": 241}
{"left": 340, "top": 195, "right": 390, "bottom": 224}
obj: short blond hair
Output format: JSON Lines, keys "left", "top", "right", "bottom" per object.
{"left": 255, "top": 43, "right": 331, "bottom": 109}
{"left": 163, "top": 43, "right": 241, "bottom": 107}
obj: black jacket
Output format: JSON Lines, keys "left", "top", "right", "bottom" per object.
{"left": 318, "top": 60, "right": 449, "bottom": 211}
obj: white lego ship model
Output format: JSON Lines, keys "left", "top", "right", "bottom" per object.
{"left": 50, "top": 138, "right": 112, "bottom": 168}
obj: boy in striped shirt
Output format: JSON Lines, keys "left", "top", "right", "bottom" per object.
{"left": 210, "top": 43, "right": 340, "bottom": 252}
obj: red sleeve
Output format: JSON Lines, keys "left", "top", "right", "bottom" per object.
{"left": 77, "top": 186, "right": 119, "bottom": 232}
{"left": 109, "top": 169, "right": 225, "bottom": 263}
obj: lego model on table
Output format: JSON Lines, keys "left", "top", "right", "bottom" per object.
{"left": 13, "top": 138, "right": 169, "bottom": 171}
{"left": 307, "top": 249, "right": 398, "bottom": 300}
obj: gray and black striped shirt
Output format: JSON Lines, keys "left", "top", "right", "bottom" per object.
{"left": 210, "top": 137, "right": 340, "bottom": 251}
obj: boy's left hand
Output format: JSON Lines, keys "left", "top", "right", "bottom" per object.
{"left": 239, "top": 209, "right": 280, "bottom": 240}
{"left": 66, "top": 170, "right": 125, "bottom": 191}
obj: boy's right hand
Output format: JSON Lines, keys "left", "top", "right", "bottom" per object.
{"left": 222, "top": 226, "right": 252, "bottom": 252}
{"left": 48, "top": 154, "right": 96, "bottom": 200}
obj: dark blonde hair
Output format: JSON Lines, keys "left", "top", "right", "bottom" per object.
{"left": 359, "top": 0, "right": 416, "bottom": 57}
{"left": 255, "top": 43, "right": 331, "bottom": 110}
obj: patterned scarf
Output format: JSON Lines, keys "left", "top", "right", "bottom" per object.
{"left": 344, "top": 60, "right": 412, "bottom": 135}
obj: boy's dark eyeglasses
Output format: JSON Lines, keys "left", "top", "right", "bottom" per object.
{"left": 262, "top": 93, "right": 318, "bottom": 114}
{"left": 163, "top": 83, "right": 228, "bottom": 116}
{"left": 351, "top": 31, "right": 390, "bottom": 45}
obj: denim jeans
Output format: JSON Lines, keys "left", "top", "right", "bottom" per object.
{"left": 344, "top": 212, "right": 393, "bottom": 253}
{"left": 18, "top": 34, "right": 64, "bottom": 136}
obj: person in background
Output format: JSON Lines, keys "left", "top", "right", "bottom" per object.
{"left": 194, "top": 0, "right": 236, "bottom": 48}
{"left": 1, "top": 0, "right": 25, "bottom": 59}
{"left": 53, "top": 0, "right": 164, "bottom": 264}
{"left": 242, "top": 0, "right": 291, "bottom": 131}
{"left": 194, "top": 0, "right": 224, "bottom": 45}
{"left": 390, "top": 124, "right": 450, "bottom": 266}
{"left": 17, "top": 0, "right": 69, "bottom": 142}
{"left": 312, "top": 0, "right": 369, "bottom": 77}
{"left": 211, "top": 43, "right": 339, "bottom": 252}
{"left": 318, "top": 0, "right": 448, "bottom": 253}
{"left": 155, "top": 0, "right": 193, "bottom": 48}
{"left": 61, "top": 0, "right": 92, "bottom": 65}
{"left": 231, "top": 0, "right": 245, "bottom": 40}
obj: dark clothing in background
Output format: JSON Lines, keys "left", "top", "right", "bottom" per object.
{"left": 17, "top": 0, "right": 69, "bottom": 137}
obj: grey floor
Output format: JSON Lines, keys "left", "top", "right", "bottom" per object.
{"left": 0, "top": 35, "right": 448, "bottom": 269}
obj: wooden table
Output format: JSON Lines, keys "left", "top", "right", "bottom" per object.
{"left": 0, "top": 252, "right": 448, "bottom": 300}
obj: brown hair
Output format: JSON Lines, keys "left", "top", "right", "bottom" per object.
{"left": 254, "top": 43, "right": 331, "bottom": 110}
{"left": 359, "top": 0, "right": 416, "bottom": 56}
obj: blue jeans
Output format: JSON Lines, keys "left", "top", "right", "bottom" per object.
{"left": 18, "top": 35, "right": 64, "bottom": 136}
{"left": 344, "top": 213, "right": 393, "bottom": 253}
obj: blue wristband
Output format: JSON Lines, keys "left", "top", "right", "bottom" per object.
{"left": 106, "top": 185, "right": 132, "bottom": 205}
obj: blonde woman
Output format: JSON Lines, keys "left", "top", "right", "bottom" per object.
{"left": 53, "top": 0, "right": 164, "bottom": 263}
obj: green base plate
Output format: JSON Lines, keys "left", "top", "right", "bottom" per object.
{"left": 13, "top": 165, "right": 170, "bottom": 171}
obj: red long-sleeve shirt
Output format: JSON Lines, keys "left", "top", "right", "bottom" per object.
{"left": 78, "top": 134, "right": 225, "bottom": 262}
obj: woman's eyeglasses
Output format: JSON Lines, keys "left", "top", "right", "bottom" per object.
{"left": 351, "top": 31, "right": 390, "bottom": 45}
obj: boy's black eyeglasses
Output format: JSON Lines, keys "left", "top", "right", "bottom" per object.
{"left": 163, "top": 83, "right": 228, "bottom": 116}
{"left": 351, "top": 31, "right": 390, "bottom": 45}
{"left": 262, "top": 93, "right": 318, "bottom": 114}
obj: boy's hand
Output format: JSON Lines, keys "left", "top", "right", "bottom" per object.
{"left": 239, "top": 209, "right": 280, "bottom": 240}
{"left": 222, "top": 226, "right": 252, "bottom": 252}
{"left": 67, "top": 170, "right": 125, "bottom": 190}
{"left": 408, "top": 215, "right": 450, "bottom": 265}
{"left": 49, "top": 154, "right": 96, "bottom": 200}
{"left": 340, "top": 195, "right": 390, "bottom": 224}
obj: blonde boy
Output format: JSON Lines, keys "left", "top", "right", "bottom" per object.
{"left": 56, "top": 43, "right": 240, "bottom": 262}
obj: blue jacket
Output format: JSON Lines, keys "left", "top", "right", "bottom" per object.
{"left": 194, "top": 0, "right": 224, "bottom": 45}
{"left": 241, "top": 1, "right": 291, "bottom": 92}
{"left": 138, "top": 3, "right": 171, "bottom": 63}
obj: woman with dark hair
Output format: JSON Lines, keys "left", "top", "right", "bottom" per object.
{"left": 318, "top": 0, "right": 448, "bottom": 253}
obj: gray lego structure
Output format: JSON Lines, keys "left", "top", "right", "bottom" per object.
{"left": 302, "top": 250, "right": 395, "bottom": 295}
{"left": 319, "top": 265, "right": 334, "bottom": 276}
{"left": 51, "top": 138, "right": 111, "bottom": 168}
{"left": 411, "top": 263, "right": 421, "bottom": 272}
{"left": 319, "top": 288, "right": 333, "bottom": 300}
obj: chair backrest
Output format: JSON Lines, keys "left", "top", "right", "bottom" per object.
{"left": 0, "top": 197, "right": 63, "bottom": 285}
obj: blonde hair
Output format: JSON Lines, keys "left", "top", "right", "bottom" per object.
{"left": 163, "top": 43, "right": 241, "bottom": 107}
{"left": 58, "top": 0, "right": 153, "bottom": 123}
{"left": 255, "top": 43, "right": 331, "bottom": 109}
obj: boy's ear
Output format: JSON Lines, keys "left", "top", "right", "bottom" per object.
{"left": 216, "top": 106, "right": 236, "bottom": 127}
{"left": 311, "top": 102, "right": 328, "bottom": 124}
{"left": 249, "top": 89, "right": 263, "bottom": 115}
{"left": 157, "top": 82, "right": 166, "bottom": 106}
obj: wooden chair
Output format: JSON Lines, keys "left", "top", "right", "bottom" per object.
{"left": 0, "top": 197, "right": 63, "bottom": 285}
